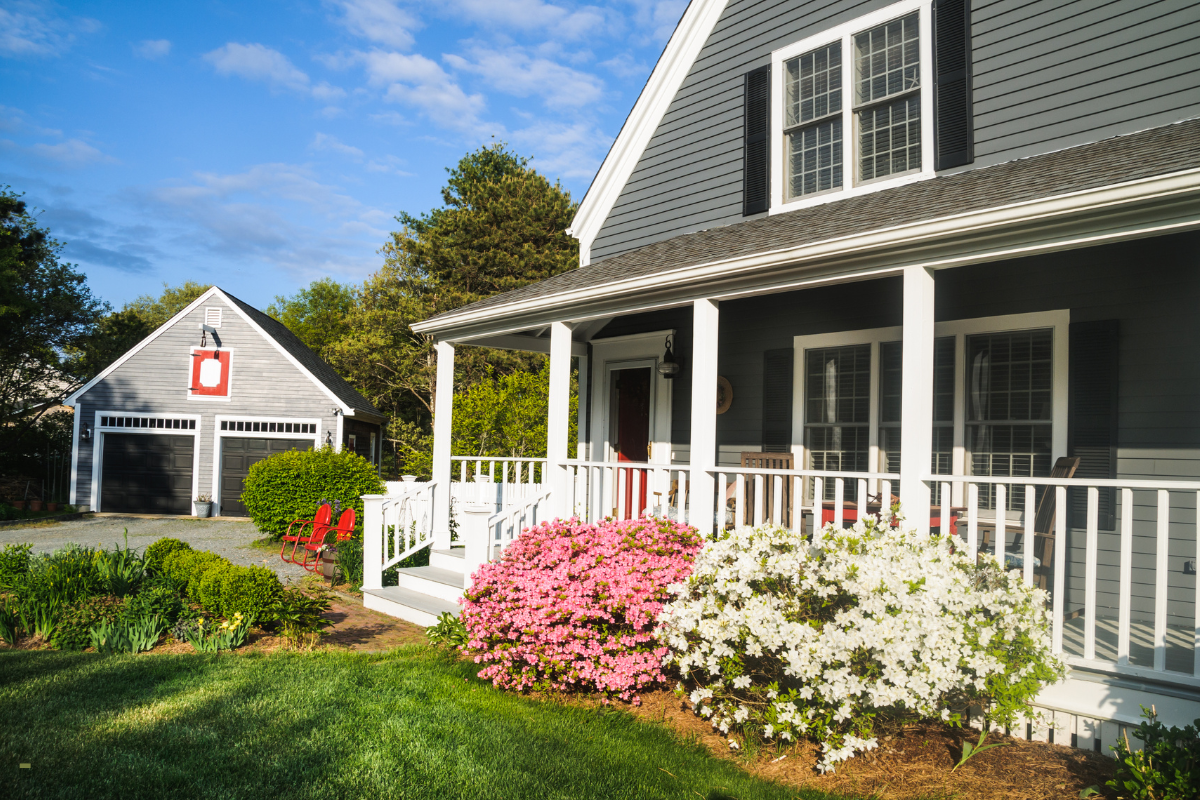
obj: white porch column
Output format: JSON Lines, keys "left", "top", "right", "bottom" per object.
{"left": 575, "top": 354, "right": 589, "bottom": 461}
{"left": 690, "top": 299, "right": 720, "bottom": 536}
{"left": 431, "top": 339, "right": 455, "bottom": 549}
{"left": 547, "top": 321, "right": 573, "bottom": 519}
{"left": 899, "top": 266, "right": 935, "bottom": 536}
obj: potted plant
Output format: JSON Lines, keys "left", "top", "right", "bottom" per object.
{"left": 28, "top": 500, "right": 43, "bottom": 512}
{"left": 46, "top": 502, "right": 58, "bottom": 512}
{"left": 194, "top": 493, "right": 213, "bottom": 518}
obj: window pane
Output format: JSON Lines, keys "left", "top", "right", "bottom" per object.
{"left": 785, "top": 43, "right": 842, "bottom": 127}
{"left": 967, "top": 330, "right": 1053, "bottom": 422}
{"left": 787, "top": 118, "right": 843, "bottom": 198}
{"left": 858, "top": 95, "right": 921, "bottom": 181}
{"left": 806, "top": 345, "right": 871, "bottom": 424}
{"left": 854, "top": 13, "right": 920, "bottom": 106}
{"left": 807, "top": 426, "right": 869, "bottom": 500}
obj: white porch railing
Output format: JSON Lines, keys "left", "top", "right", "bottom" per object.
{"left": 563, "top": 459, "right": 693, "bottom": 524}
{"left": 483, "top": 489, "right": 553, "bottom": 561}
{"left": 451, "top": 456, "right": 547, "bottom": 485}
{"left": 934, "top": 473, "right": 1200, "bottom": 689}
{"left": 361, "top": 481, "right": 438, "bottom": 591}
{"left": 712, "top": 466, "right": 902, "bottom": 534}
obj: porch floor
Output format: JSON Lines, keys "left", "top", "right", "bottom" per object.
{"left": 1061, "top": 616, "right": 1196, "bottom": 676}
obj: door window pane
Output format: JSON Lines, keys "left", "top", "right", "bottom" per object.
{"left": 805, "top": 344, "right": 870, "bottom": 500}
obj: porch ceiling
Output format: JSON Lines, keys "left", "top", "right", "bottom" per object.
{"left": 415, "top": 118, "right": 1200, "bottom": 341}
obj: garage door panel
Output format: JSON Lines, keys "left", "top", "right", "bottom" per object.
{"left": 219, "top": 437, "right": 312, "bottom": 517}
{"left": 101, "top": 433, "right": 194, "bottom": 515}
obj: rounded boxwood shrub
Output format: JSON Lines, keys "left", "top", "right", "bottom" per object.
{"left": 145, "top": 538, "right": 191, "bottom": 574}
{"left": 180, "top": 552, "right": 229, "bottom": 601}
{"left": 219, "top": 565, "right": 282, "bottom": 620}
{"left": 196, "top": 566, "right": 227, "bottom": 614}
{"left": 241, "top": 446, "right": 384, "bottom": 540}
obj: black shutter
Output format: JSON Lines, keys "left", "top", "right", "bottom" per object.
{"left": 743, "top": 65, "right": 771, "bottom": 216}
{"left": 1069, "top": 320, "right": 1119, "bottom": 530}
{"left": 933, "top": 0, "right": 973, "bottom": 170}
{"left": 762, "top": 348, "right": 793, "bottom": 452}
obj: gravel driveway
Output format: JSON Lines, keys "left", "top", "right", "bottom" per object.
{"left": 0, "top": 514, "right": 310, "bottom": 582}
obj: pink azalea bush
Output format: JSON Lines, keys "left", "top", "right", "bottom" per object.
{"left": 460, "top": 516, "right": 702, "bottom": 702}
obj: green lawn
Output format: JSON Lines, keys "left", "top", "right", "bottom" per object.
{"left": 0, "top": 647, "right": 835, "bottom": 800}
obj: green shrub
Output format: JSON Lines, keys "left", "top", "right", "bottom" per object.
{"left": 220, "top": 566, "right": 281, "bottom": 620}
{"left": 268, "top": 588, "right": 331, "bottom": 648}
{"left": 241, "top": 446, "right": 383, "bottom": 540}
{"left": 145, "top": 538, "right": 191, "bottom": 574}
{"left": 335, "top": 537, "right": 363, "bottom": 589}
{"left": 52, "top": 596, "right": 125, "bottom": 651}
{"left": 1109, "top": 706, "right": 1200, "bottom": 799}
{"left": 94, "top": 532, "right": 145, "bottom": 597}
{"left": 190, "top": 555, "right": 230, "bottom": 607}
{"left": 0, "top": 543, "right": 32, "bottom": 590}
{"left": 122, "top": 586, "right": 184, "bottom": 626}
{"left": 168, "top": 551, "right": 229, "bottom": 600}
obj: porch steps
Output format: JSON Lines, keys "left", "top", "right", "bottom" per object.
{"left": 361, "top": 547, "right": 466, "bottom": 628}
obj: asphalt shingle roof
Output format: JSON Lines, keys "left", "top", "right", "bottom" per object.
{"left": 429, "top": 118, "right": 1200, "bottom": 324}
{"left": 222, "top": 291, "right": 383, "bottom": 418}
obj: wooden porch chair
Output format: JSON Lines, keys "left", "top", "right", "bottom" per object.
{"left": 739, "top": 452, "right": 795, "bottom": 528}
{"left": 302, "top": 508, "right": 356, "bottom": 572}
{"left": 979, "top": 456, "right": 1080, "bottom": 591}
{"left": 281, "top": 503, "right": 331, "bottom": 564}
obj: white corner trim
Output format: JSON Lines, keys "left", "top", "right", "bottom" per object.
{"left": 335, "top": 411, "right": 344, "bottom": 452}
{"left": 567, "top": 0, "right": 730, "bottom": 260}
{"left": 64, "top": 286, "right": 223, "bottom": 406}
{"left": 69, "top": 406, "right": 80, "bottom": 506}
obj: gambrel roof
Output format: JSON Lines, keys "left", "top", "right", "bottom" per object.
{"left": 65, "top": 286, "right": 382, "bottom": 419}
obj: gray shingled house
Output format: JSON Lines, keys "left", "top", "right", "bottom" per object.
{"left": 65, "top": 286, "right": 383, "bottom": 516}
{"left": 362, "top": 0, "right": 1200, "bottom": 754}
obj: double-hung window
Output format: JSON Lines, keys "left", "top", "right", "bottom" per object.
{"left": 804, "top": 344, "right": 870, "bottom": 501}
{"left": 773, "top": 0, "right": 934, "bottom": 208}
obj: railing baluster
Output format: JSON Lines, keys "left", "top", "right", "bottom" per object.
{"left": 790, "top": 475, "right": 801, "bottom": 532}
{"left": 995, "top": 484, "right": 1006, "bottom": 564}
{"left": 812, "top": 477, "right": 823, "bottom": 540}
{"left": 1118, "top": 487, "right": 1133, "bottom": 665}
{"left": 834, "top": 478, "right": 844, "bottom": 532}
{"left": 460, "top": 461, "right": 467, "bottom": 482}
{"left": 939, "top": 482, "right": 949, "bottom": 533}
{"left": 857, "top": 479, "right": 868, "bottom": 523}
{"left": 773, "top": 475, "right": 783, "bottom": 526}
{"left": 735, "top": 474, "right": 745, "bottom": 528}
{"left": 967, "top": 483, "right": 979, "bottom": 559}
{"left": 1085, "top": 486, "right": 1099, "bottom": 661}
{"left": 1155, "top": 489, "right": 1170, "bottom": 672}
{"left": 1024, "top": 485, "right": 1036, "bottom": 587}
{"left": 617, "top": 469, "right": 627, "bottom": 521}
{"left": 1052, "top": 486, "right": 1067, "bottom": 655}
{"left": 754, "top": 475, "right": 764, "bottom": 526}
{"left": 718, "top": 472, "right": 728, "bottom": 530}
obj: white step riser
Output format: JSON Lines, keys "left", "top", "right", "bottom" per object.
{"left": 430, "top": 552, "right": 465, "bottom": 571}
{"left": 395, "top": 572, "right": 465, "bottom": 604}
{"left": 363, "top": 592, "right": 441, "bottom": 627}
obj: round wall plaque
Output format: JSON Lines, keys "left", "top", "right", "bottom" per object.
{"left": 716, "top": 376, "right": 733, "bottom": 414}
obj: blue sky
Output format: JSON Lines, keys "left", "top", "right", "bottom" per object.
{"left": 0, "top": 0, "right": 685, "bottom": 310}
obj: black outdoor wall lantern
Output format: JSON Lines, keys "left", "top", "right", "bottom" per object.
{"left": 657, "top": 335, "right": 681, "bottom": 379}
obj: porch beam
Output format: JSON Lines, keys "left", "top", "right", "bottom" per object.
{"left": 431, "top": 339, "right": 455, "bottom": 549}
{"left": 547, "top": 321, "right": 573, "bottom": 519}
{"left": 899, "top": 266, "right": 935, "bottom": 535}
{"left": 690, "top": 299, "right": 720, "bottom": 535}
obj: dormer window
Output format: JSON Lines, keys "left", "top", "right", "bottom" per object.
{"left": 768, "top": 0, "right": 969, "bottom": 213}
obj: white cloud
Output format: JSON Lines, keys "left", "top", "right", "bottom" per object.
{"left": 359, "top": 50, "right": 486, "bottom": 129}
{"left": 1, "top": 137, "right": 115, "bottom": 167}
{"left": 0, "top": 2, "right": 102, "bottom": 58}
{"left": 0, "top": 105, "right": 62, "bottom": 137}
{"left": 134, "top": 39, "right": 171, "bottom": 59}
{"left": 600, "top": 52, "right": 648, "bottom": 80}
{"left": 509, "top": 119, "right": 611, "bottom": 181}
{"left": 311, "top": 132, "right": 365, "bottom": 159}
{"left": 627, "top": 0, "right": 687, "bottom": 46}
{"left": 203, "top": 43, "right": 312, "bottom": 93}
{"left": 446, "top": 0, "right": 613, "bottom": 41}
{"left": 312, "top": 81, "right": 347, "bottom": 101}
{"left": 331, "top": 0, "right": 420, "bottom": 50}
{"left": 444, "top": 46, "right": 604, "bottom": 108}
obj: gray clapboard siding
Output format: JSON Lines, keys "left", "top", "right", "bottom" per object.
{"left": 590, "top": 0, "right": 1200, "bottom": 262}
{"left": 74, "top": 295, "right": 341, "bottom": 511}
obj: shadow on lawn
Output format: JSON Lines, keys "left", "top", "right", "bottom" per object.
{"left": 0, "top": 649, "right": 815, "bottom": 800}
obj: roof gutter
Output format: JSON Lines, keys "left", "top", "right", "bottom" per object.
{"left": 414, "top": 167, "right": 1200, "bottom": 337}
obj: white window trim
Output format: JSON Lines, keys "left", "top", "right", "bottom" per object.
{"left": 791, "top": 310, "right": 1069, "bottom": 508}
{"left": 770, "top": 0, "right": 935, "bottom": 215}
{"left": 588, "top": 330, "right": 675, "bottom": 466}
{"left": 90, "top": 411, "right": 203, "bottom": 515}
{"left": 211, "top": 415, "right": 322, "bottom": 517}
{"left": 186, "top": 346, "right": 235, "bottom": 403}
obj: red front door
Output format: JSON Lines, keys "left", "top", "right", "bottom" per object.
{"left": 612, "top": 367, "right": 651, "bottom": 518}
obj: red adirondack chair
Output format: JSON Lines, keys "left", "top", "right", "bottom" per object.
{"left": 281, "top": 504, "right": 331, "bottom": 564}
{"left": 301, "top": 508, "right": 356, "bottom": 572}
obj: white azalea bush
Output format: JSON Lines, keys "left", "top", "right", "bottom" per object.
{"left": 655, "top": 513, "right": 1066, "bottom": 771}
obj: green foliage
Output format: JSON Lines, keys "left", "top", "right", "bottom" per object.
{"left": 186, "top": 552, "right": 230, "bottom": 600}
{"left": 197, "top": 567, "right": 226, "bottom": 615}
{"left": 18, "top": 544, "right": 102, "bottom": 609}
{"left": 0, "top": 596, "right": 18, "bottom": 645}
{"left": 266, "top": 278, "right": 355, "bottom": 357}
{"left": 52, "top": 596, "right": 125, "bottom": 651}
{"left": 122, "top": 281, "right": 212, "bottom": 330}
{"left": 171, "top": 612, "right": 252, "bottom": 652}
{"left": 94, "top": 531, "right": 145, "bottom": 597}
{"left": 426, "top": 612, "right": 467, "bottom": 650}
{"left": 89, "top": 613, "right": 164, "bottom": 655}
{"left": 145, "top": 537, "right": 191, "bottom": 575}
{"left": 218, "top": 565, "right": 281, "bottom": 620}
{"left": 269, "top": 588, "right": 331, "bottom": 648}
{"left": 0, "top": 542, "right": 32, "bottom": 590}
{"left": 242, "top": 446, "right": 383, "bottom": 540}
{"left": 122, "top": 586, "right": 184, "bottom": 627}
{"left": 953, "top": 729, "right": 1009, "bottom": 770}
{"left": 335, "top": 536, "right": 363, "bottom": 589}
{"left": 1108, "top": 706, "right": 1200, "bottom": 799}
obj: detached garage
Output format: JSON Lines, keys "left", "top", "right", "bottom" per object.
{"left": 65, "top": 287, "right": 384, "bottom": 516}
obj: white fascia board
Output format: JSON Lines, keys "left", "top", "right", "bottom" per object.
{"left": 216, "top": 289, "right": 353, "bottom": 414}
{"left": 566, "top": 0, "right": 730, "bottom": 264}
{"left": 415, "top": 167, "right": 1200, "bottom": 336}
{"left": 451, "top": 332, "right": 588, "bottom": 356}
{"left": 64, "top": 286, "right": 223, "bottom": 406}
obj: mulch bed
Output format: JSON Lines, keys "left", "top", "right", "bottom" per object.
{"left": 612, "top": 690, "right": 1118, "bottom": 800}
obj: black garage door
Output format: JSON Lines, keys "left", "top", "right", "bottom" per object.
{"left": 220, "top": 438, "right": 313, "bottom": 516}
{"left": 101, "top": 433, "right": 194, "bottom": 514}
